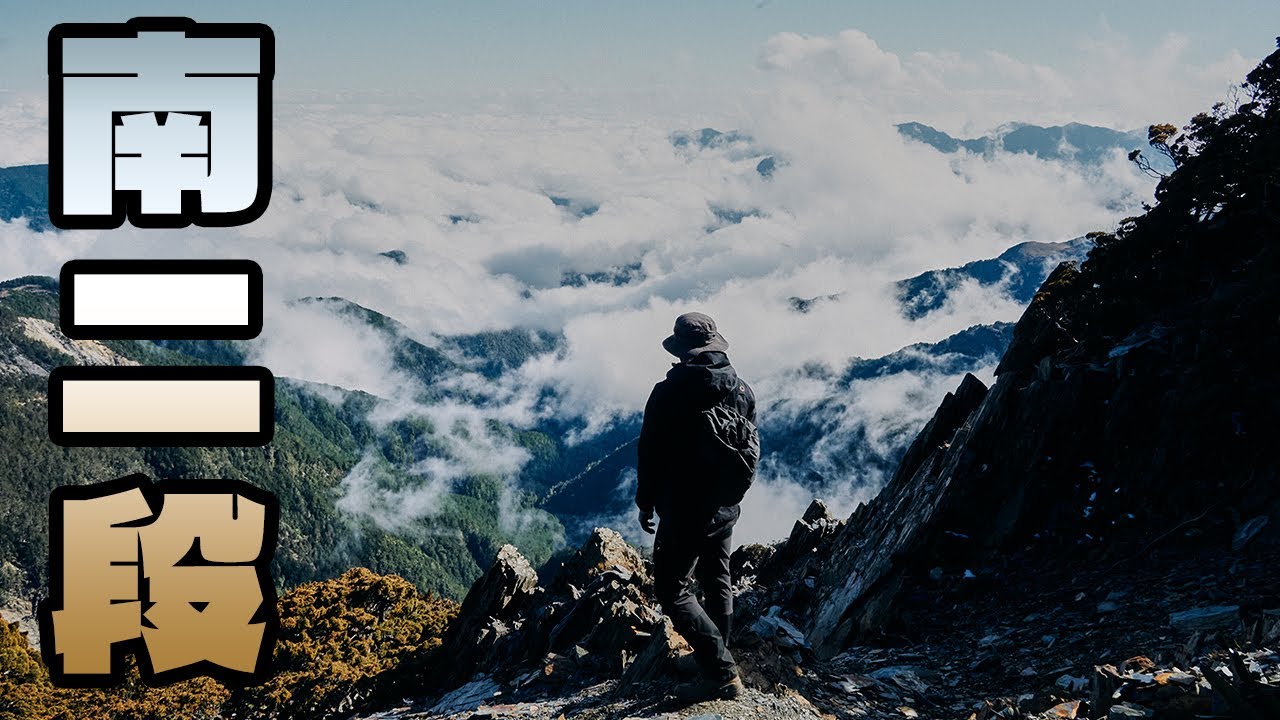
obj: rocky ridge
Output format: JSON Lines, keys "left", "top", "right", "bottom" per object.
{"left": 353, "top": 493, "right": 1279, "bottom": 719}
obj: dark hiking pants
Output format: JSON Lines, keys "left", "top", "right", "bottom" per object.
{"left": 653, "top": 509, "right": 737, "bottom": 682}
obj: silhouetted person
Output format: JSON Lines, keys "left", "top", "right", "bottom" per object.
{"left": 637, "top": 312, "right": 755, "bottom": 702}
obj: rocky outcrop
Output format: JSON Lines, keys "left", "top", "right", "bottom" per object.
{"left": 806, "top": 370, "right": 989, "bottom": 655}
{"left": 799, "top": 66, "right": 1280, "bottom": 648}
{"left": 801, "top": 178, "right": 1280, "bottom": 658}
{"left": 731, "top": 498, "right": 842, "bottom": 639}
{"left": 614, "top": 617, "right": 686, "bottom": 694}
{"left": 17, "top": 317, "right": 137, "bottom": 370}
{"left": 430, "top": 529, "right": 671, "bottom": 699}
{"left": 436, "top": 544, "right": 539, "bottom": 687}
{"left": 531, "top": 528, "right": 661, "bottom": 668}
{"left": 806, "top": 228, "right": 1280, "bottom": 655}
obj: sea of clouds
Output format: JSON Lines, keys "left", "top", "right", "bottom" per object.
{"left": 0, "top": 27, "right": 1253, "bottom": 546}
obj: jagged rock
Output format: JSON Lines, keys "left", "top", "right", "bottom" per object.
{"left": 806, "top": 372, "right": 989, "bottom": 656}
{"left": 425, "top": 527, "right": 671, "bottom": 701}
{"left": 437, "top": 545, "right": 539, "bottom": 687}
{"left": 894, "top": 372, "right": 991, "bottom": 485}
{"left": 729, "top": 543, "right": 775, "bottom": 580}
{"left": 804, "top": 211, "right": 1280, "bottom": 659}
{"left": 1169, "top": 605, "right": 1240, "bottom": 634}
{"left": 730, "top": 498, "right": 847, "bottom": 631}
{"left": 616, "top": 617, "right": 688, "bottom": 695}
{"left": 1042, "top": 699, "right": 1081, "bottom": 719}
{"left": 1091, "top": 665, "right": 1125, "bottom": 714}
{"left": 475, "top": 546, "right": 539, "bottom": 614}
{"left": 784, "top": 499, "right": 836, "bottom": 555}
{"left": 526, "top": 530, "right": 661, "bottom": 669}
{"left": 465, "top": 703, "right": 542, "bottom": 718}
{"left": 749, "top": 606, "right": 809, "bottom": 651}
{"left": 1262, "top": 609, "right": 1280, "bottom": 644}
{"left": 1232, "top": 515, "right": 1270, "bottom": 551}
{"left": 1107, "top": 702, "right": 1152, "bottom": 718}
{"left": 550, "top": 528, "right": 650, "bottom": 593}
{"left": 428, "top": 676, "right": 502, "bottom": 716}
{"left": 1075, "top": 648, "right": 1280, "bottom": 720}
{"left": 1057, "top": 674, "right": 1089, "bottom": 693}
{"left": 543, "top": 576, "right": 658, "bottom": 667}
{"left": 994, "top": 261, "right": 1082, "bottom": 376}
{"left": 868, "top": 666, "right": 935, "bottom": 699}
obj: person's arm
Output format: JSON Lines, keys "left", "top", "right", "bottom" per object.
{"left": 635, "top": 384, "right": 662, "bottom": 513}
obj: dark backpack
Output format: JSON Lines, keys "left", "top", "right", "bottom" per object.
{"left": 694, "top": 383, "right": 760, "bottom": 506}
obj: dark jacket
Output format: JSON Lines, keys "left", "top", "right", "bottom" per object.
{"left": 636, "top": 351, "right": 756, "bottom": 521}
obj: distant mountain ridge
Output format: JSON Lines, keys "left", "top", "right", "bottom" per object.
{"left": 896, "top": 236, "right": 1093, "bottom": 319}
{"left": 895, "top": 120, "right": 1175, "bottom": 172}
{"left": 660, "top": 119, "right": 1166, "bottom": 190}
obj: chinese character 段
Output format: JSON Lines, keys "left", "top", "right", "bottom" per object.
{"left": 41, "top": 474, "right": 278, "bottom": 685}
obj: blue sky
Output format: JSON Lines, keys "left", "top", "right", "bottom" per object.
{"left": 2, "top": 0, "right": 1278, "bottom": 100}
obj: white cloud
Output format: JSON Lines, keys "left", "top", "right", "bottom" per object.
{"left": 336, "top": 452, "right": 453, "bottom": 532}
{"left": 0, "top": 93, "right": 47, "bottom": 167}
{"left": 251, "top": 300, "right": 417, "bottom": 399}
{"left": 758, "top": 29, "right": 910, "bottom": 89}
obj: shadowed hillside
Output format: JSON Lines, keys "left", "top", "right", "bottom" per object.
{"left": 0, "top": 165, "right": 50, "bottom": 232}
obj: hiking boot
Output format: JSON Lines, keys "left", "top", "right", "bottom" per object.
{"left": 671, "top": 673, "right": 744, "bottom": 702}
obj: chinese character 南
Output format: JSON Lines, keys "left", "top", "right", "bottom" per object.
{"left": 49, "top": 17, "right": 274, "bottom": 229}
